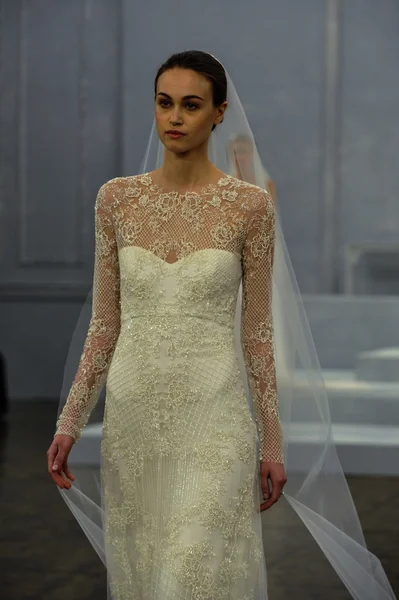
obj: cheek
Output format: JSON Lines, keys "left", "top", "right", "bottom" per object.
{"left": 191, "top": 113, "right": 214, "bottom": 135}
{"left": 154, "top": 117, "right": 161, "bottom": 135}
{"left": 154, "top": 110, "right": 167, "bottom": 134}
{"left": 155, "top": 107, "right": 164, "bottom": 122}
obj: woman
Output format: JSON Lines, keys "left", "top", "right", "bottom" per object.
{"left": 48, "top": 50, "right": 286, "bottom": 599}
{"left": 47, "top": 51, "right": 396, "bottom": 600}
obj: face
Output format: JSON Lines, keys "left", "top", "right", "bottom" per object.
{"left": 155, "top": 68, "right": 227, "bottom": 153}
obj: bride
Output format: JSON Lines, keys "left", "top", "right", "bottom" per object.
{"left": 47, "top": 50, "right": 396, "bottom": 600}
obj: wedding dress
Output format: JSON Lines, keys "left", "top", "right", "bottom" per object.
{"left": 55, "top": 172, "right": 279, "bottom": 599}
{"left": 54, "top": 59, "right": 397, "bottom": 600}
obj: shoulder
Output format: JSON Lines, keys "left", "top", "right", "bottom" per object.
{"left": 252, "top": 186, "right": 274, "bottom": 217}
{"left": 95, "top": 175, "right": 142, "bottom": 211}
{"left": 226, "top": 176, "right": 271, "bottom": 200}
{"left": 231, "top": 179, "right": 274, "bottom": 220}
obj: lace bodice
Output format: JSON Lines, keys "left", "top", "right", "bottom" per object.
{"left": 55, "top": 172, "right": 284, "bottom": 463}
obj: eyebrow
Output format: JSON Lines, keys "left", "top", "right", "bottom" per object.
{"left": 157, "top": 92, "right": 204, "bottom": 101}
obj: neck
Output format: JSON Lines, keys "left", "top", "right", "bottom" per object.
{"left": 159, "top": 145, "right": 217, "bottom": 190}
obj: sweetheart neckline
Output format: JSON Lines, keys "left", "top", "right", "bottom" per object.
{"left": 119, "top": 245, "right": 241, "bottom": 266}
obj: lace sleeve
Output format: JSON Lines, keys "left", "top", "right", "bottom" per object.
{"left": 54, "top": 182, "right": 121, "bottom": 442}
{"left": 241, "top": 188, "right": 284, "bottom": 464}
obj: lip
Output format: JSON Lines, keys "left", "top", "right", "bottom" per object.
{"left": 166, "top": 131, "right": 185, "bottom": 137}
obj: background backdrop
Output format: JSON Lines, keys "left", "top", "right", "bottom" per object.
{"left": 1, "top": 2, "right": 399, "bottom": 598}
{"left": 0, "top": 0, "right": 399, "bottom": 430}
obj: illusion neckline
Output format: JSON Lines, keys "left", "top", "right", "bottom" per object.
{"left": 144, "top": 172, "right": 232, "bottom": 197}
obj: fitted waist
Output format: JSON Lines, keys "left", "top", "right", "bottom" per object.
{"left": 118, "top": 311, "right": 237, "bottom": 359}
{"left": 121, "top": 310, "right": 235, "bottom": 330}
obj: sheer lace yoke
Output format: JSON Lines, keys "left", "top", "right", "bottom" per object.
{"left": 145, "top": 171, "right": 231, "bottom": 198}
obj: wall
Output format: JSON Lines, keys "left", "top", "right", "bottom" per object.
{"left": 1, "top": 0, "right": 398, "bottom": 399}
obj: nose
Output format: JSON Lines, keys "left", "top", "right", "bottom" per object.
{"left": 169, "top": 107, "right": 183, "bottom": 125}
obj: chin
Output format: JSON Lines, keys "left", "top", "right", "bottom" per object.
{"left": 165, "top": 140, "right": 191, "bottom": 153}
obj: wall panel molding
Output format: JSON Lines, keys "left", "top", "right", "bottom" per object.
{"left": 320, "top": 0, "right": 344, "bottom": 292}
{"left": 18, "top": 0, "right": 89, "bottom": 268}
{"left": 0, "top": 0, "right": 121, "bottom": 300}
{"left": 0, "top": 281, "right": 90, "bottom": 302}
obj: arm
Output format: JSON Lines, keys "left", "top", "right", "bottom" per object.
{"left": 54, "top": 182, "right": 121, "bottom": 442}
{"left": 241, "top": 188, "right": 284, "bottom": 464}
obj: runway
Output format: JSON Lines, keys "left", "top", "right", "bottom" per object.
{"left": 1, "top": 399, "right": 398, "bottom": 600}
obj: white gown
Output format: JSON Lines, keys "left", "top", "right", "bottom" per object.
{"left": 55, "top": 172, "right": 283, "bottom": 600}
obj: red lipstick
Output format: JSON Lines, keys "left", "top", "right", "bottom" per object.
{"left": 166, "top": 130, "right": 185, "bottom": 138}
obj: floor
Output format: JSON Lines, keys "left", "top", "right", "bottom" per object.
{"left": 1, "top": 400, "right": 398, "bottom": 600}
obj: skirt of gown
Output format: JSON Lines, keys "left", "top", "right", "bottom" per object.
{"left": 100, "top": 312, "right": 268, "bottom": 600}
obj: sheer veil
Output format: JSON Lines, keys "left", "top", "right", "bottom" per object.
{"left": 56, "top": 56, "right": 397, "bottom": 599}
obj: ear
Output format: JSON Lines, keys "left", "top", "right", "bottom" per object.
{"left": 218, "top": 101, "right": 228, "bottom": 121}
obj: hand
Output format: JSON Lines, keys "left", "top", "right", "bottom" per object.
{"left": 47, "top": 434, "right": 75, "bottom": 490}
{"left": 259, "top": 460, "right": 287, "bottom": 512}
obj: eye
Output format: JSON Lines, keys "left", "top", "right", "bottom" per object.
{"left": 158, "top": 99, "right": 199, "bottom": 110}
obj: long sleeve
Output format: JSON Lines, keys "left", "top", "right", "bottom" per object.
{"left": 54, "top": 182, "right": 121, "bottom": 442}
{"left": 241, "top": 188, "right": 284, "bottom": 464}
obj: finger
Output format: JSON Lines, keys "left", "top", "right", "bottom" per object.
{"left": 51, "top": 451, "right": 72, "bottom": 490}
{"left": 260, "top": 473, "right": 271, "bottom": 502}
{"left": 260, "top": 493, "right": 280, "bottom": 512}
{"left": 62, "top": 460, "right": 75, "bottom": 482}
{"left": 260, "top": 481, "right": 284, "bottom": 511}
{"left": 54, "top": 471, "right": 72, "bottom": 490}
{"left": 49, "top": 463, "right": 69, "bottom": 488}
{"left": 51, "top": 471, "right": 71, "bottom": 489}
{"left": 51, "top": 450, "right": 64, "bottom": 473}
{"left": 47, "top": 445, "right": 57, "bottom": 474}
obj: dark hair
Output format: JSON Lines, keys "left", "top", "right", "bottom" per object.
{"left": 154, "top": 50, "right": 227, "bottom": 131}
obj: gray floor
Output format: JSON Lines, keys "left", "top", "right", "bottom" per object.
{"left": 1, "top": 400, "right": 398, "bottom": 600}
